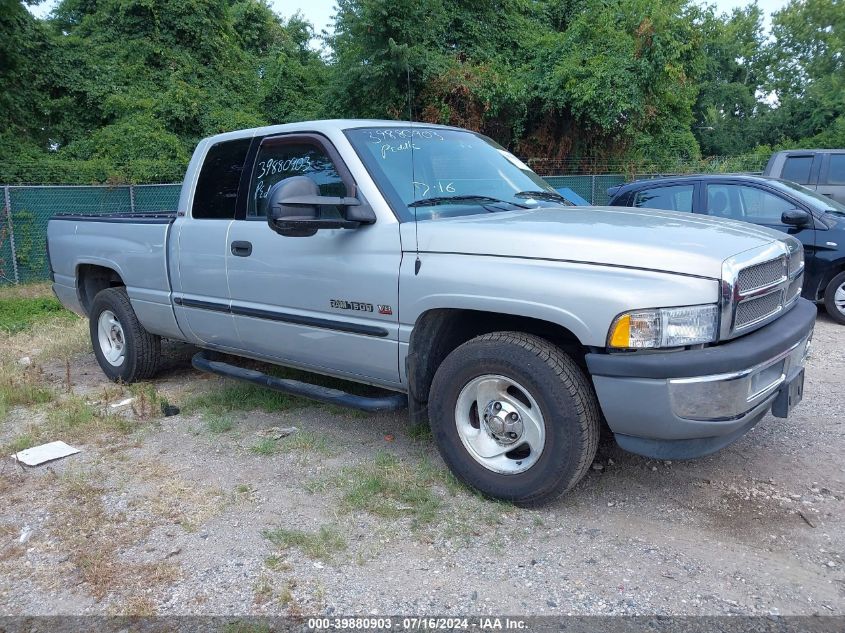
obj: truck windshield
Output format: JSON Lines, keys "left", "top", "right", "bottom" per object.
{"left": 345, "top": 127, "right": 564, "bottom": 221}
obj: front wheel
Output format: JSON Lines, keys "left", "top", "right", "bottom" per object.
{"left": 428, "top": 332, "right": 600, "bottom": 506}
{"left": 823, "top": 271, "right": 845, "bottom": 325}
{"left": 89, "top": 287, "right": 161, "bottom": 383}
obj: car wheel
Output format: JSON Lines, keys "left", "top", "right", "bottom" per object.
{"left": 89, "top": 287, "right": 162, "bottom": 382}
{"left": 823, "top": 271, "right": 845, "bottom": 325}
{"left": 428, "top": 332, "right": 600, "bottom": 506}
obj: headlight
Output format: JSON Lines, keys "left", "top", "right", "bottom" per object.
{"left": 608, "top": 304, "right": 719, "bottom": 349}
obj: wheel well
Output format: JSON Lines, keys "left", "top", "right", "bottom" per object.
{"left": 818, "top": 260, "right": 845, "bottom": 301}
{"left": 77, "top": 264, "right": 125, "bottom": 315}
{"left": 405, "top": 308, "right": 587, "bottom": 424}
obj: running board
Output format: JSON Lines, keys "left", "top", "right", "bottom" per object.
{"left": 191, "top": 351, "right": 407, "bottom": 412}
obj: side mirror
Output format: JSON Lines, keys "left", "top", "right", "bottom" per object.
{"left": 781, "top": 209, "right": 811, "bottom": 227}
{"left": 266, "top": 176, "right": 376, "bottom": 237}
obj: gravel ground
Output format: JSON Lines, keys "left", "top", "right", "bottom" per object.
{"left": 0, "top": 308, "right": 843, "bottom": 617}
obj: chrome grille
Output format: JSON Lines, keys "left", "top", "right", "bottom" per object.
{"left": 735, "top": 291, "right": 783, "bottom": 329}
{"left": 721, "top": 240, "right": 805, "bottom": 340}
{"left": 786, "top": 275, "right": 803, "bottom": 303}
{"left": 737, "top": 257, "right": 786, "bottom": 293}
{"left": 788, "top": 248, "right": 804, "bottom": 276}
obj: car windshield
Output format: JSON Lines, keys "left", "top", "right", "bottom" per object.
{"left": 771, "top": 179, "right": 845, "bottom": 215}
{"left": 345, "top": 127, "right": 566, "bottom": 221}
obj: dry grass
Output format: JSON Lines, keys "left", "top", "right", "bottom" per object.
{"left": 0, "top": 282, "right": 54, "bottom": 301}
{"left": 0, "top": 362, "right": 54, "bottom": 421}
{"left": 0, "top": 282, "right": 86, "bottom": 360}
{"left": 2, "top": 394, "right": 140, "bottom": 455}
{"left": 47, "top": 468, "right": 180, "bottom": 601}
{"left": 0, "top": 523, "right": 24, "bottom": 563}
{"left": 128, "top": 459, "right": 228, "bottom": 531}
{"left": 117, "top": 595, "right": 158, "bottom": 617}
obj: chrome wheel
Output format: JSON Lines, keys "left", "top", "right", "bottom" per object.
{"left": 97, "top": 310, "right": 126, "bottom": 366}
{"left": 454, "top": 374, "right": 546, "bottom": 474}
{"left": 836, "top": 282, "right": 845, "bottom": 315}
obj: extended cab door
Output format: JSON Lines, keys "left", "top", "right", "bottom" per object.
{"left": 172, "top": 137, "right": 252, "bottom": 349}
{"left": 225, "top": 133, "right": 402, "bottom": 385}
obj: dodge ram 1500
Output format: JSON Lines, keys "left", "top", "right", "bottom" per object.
{"left": 47, "top": 120, "right": 816, "bottom": 504}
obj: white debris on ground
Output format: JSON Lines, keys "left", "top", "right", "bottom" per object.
{"left": 12, "top": 440, "right": 80, "bottom": 466}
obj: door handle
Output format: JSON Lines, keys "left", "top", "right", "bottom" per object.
{"left": 231, "top": 240, "right": 252, "bottom": 257}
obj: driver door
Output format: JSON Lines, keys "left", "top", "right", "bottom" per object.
{"left": 225, "top": 133, "right": 402, "bottom": 385}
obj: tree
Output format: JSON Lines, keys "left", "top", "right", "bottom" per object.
{"left": 760, "top": 0, "right": 844, "bottom": 147}
{"left": 0, "top": 0, "right": 52, "bottom": 153}
{"left": 692, "top": 3, "right": 767, "bottom": 156}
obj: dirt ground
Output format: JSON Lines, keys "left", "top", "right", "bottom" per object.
{"left": 0, "top": 305, "right": 843, "bottom": 617}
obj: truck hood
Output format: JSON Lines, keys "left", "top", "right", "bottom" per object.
{"left": 414, "top": 206, "right": 788, "bottom": 279}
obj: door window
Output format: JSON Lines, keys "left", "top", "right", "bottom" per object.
{"left": 824, "top": 154, "right": 845, "bottom": 185}
{"left": 706, "top": 184, "right": 794, "bottom": 223}
{"left": 632, "top": 185, "right": 694, "bottom": 212}
{"left": 192, "top": 138, "right": 252, "bottom": 219}
{"left": 781, "top": 156, "right": 814, "bottom": 184}
{"left": 247, "top": 140, "right": 346, "bottom": 219}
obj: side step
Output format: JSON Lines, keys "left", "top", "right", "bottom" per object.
{"left": 191, "top": 351, "right": 408, "bottom": 413}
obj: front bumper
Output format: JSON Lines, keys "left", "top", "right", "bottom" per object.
{"left": 586, "top": 299, "right": 816, "bottom": 459}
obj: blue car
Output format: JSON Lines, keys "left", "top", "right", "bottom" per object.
{"left": 607, "top": 174, "right": 845, "bottom": 324}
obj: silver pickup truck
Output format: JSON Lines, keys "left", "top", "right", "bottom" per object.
{"left": 47, "top": 120, "right": 816, "bottom": 504}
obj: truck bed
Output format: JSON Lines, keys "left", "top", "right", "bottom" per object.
{"left": 47, "top": 211, "right": 183, "bottom": 339}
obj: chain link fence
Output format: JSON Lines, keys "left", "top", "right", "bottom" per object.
{"left": 1, "top": 184, "right": 181, "bottom": 285}
{"left": 0, "top": 169, "right": 757, "bottom": 286}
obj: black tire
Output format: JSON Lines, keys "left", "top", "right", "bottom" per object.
{"left": 428, "top": 332, "right": 600, "bottom": 506}
{"left": 89, "top": 287, "right": 161, "bottom": 383}
{"left": 823, "top": 271, "right": 845, "bottom": 325}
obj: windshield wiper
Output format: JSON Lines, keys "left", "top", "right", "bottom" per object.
{"left": 408, "top": 195, "right": 529, "bottom": 209}
{"left": 514, "top": 190, "right": 573, "bottom": 205}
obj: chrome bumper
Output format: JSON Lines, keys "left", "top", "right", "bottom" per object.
{"left": 667, "top": 331, "right": 812, "bottom": 421}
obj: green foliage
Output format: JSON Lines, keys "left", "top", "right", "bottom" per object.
{"left": 0, "top": 0, "right": 842, "bottom": 181}
{"left": 183, "top": 381, "right": 308, "bottom": 415}
{"left": 263, "top": 524, "right": 347, "bottom": 561}
{"left": 0, "top": 294, "right": 72, "bottom": 333}
{"left": 329, "top": 451, "right": 446, "bottom": 527}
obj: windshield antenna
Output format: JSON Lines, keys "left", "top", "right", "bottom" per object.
{"left": 406, "top": 62, "right": 421, "bottom": 270}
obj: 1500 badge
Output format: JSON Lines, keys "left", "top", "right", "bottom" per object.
{"left": 330, "top": 299, "right": 373, "bottom": 312}
{"left": 330, "top": 300, "right": 393, "bottom": 316}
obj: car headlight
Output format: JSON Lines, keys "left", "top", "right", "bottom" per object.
{"left": 608, "top": 304, "right": 719, "bottom": 349}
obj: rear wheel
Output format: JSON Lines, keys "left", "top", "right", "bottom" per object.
{"left": 428, "top": 332, "right": 600, "bottom": 505}
{"left": 89, "top": 287, "right": 161, "bottom": 383}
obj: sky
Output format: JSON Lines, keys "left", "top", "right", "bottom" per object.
{"left": 29, "top": 0, "right": 791, "bottom": 35}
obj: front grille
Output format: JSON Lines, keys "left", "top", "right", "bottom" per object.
{"left": 735, "top": 291, "right": 783, "bottom": 329}
{"left": 786, "top": 275, "right": 803, "bottom": 303}
{"left": 788, "top": 248, "right": 804, "bottom": 276}
{"left": 737, "top": 257, "right": 786, "bottom": 293}
{"left": 723, "top": 242, "right": 805, "bottom": 340}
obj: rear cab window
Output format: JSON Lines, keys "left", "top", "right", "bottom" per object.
{"left": 632, "top": 184, "right": 694, "bottom": 212}
{"left": 192, "top": 138, "right": 252, "bottom": 219}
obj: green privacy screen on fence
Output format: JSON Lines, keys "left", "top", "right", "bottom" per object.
{"left": 0, "top": 176, "right": 630, "bottom": 285}
{"left": 1, "top": 184, "right": 182, "bottom": 285}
